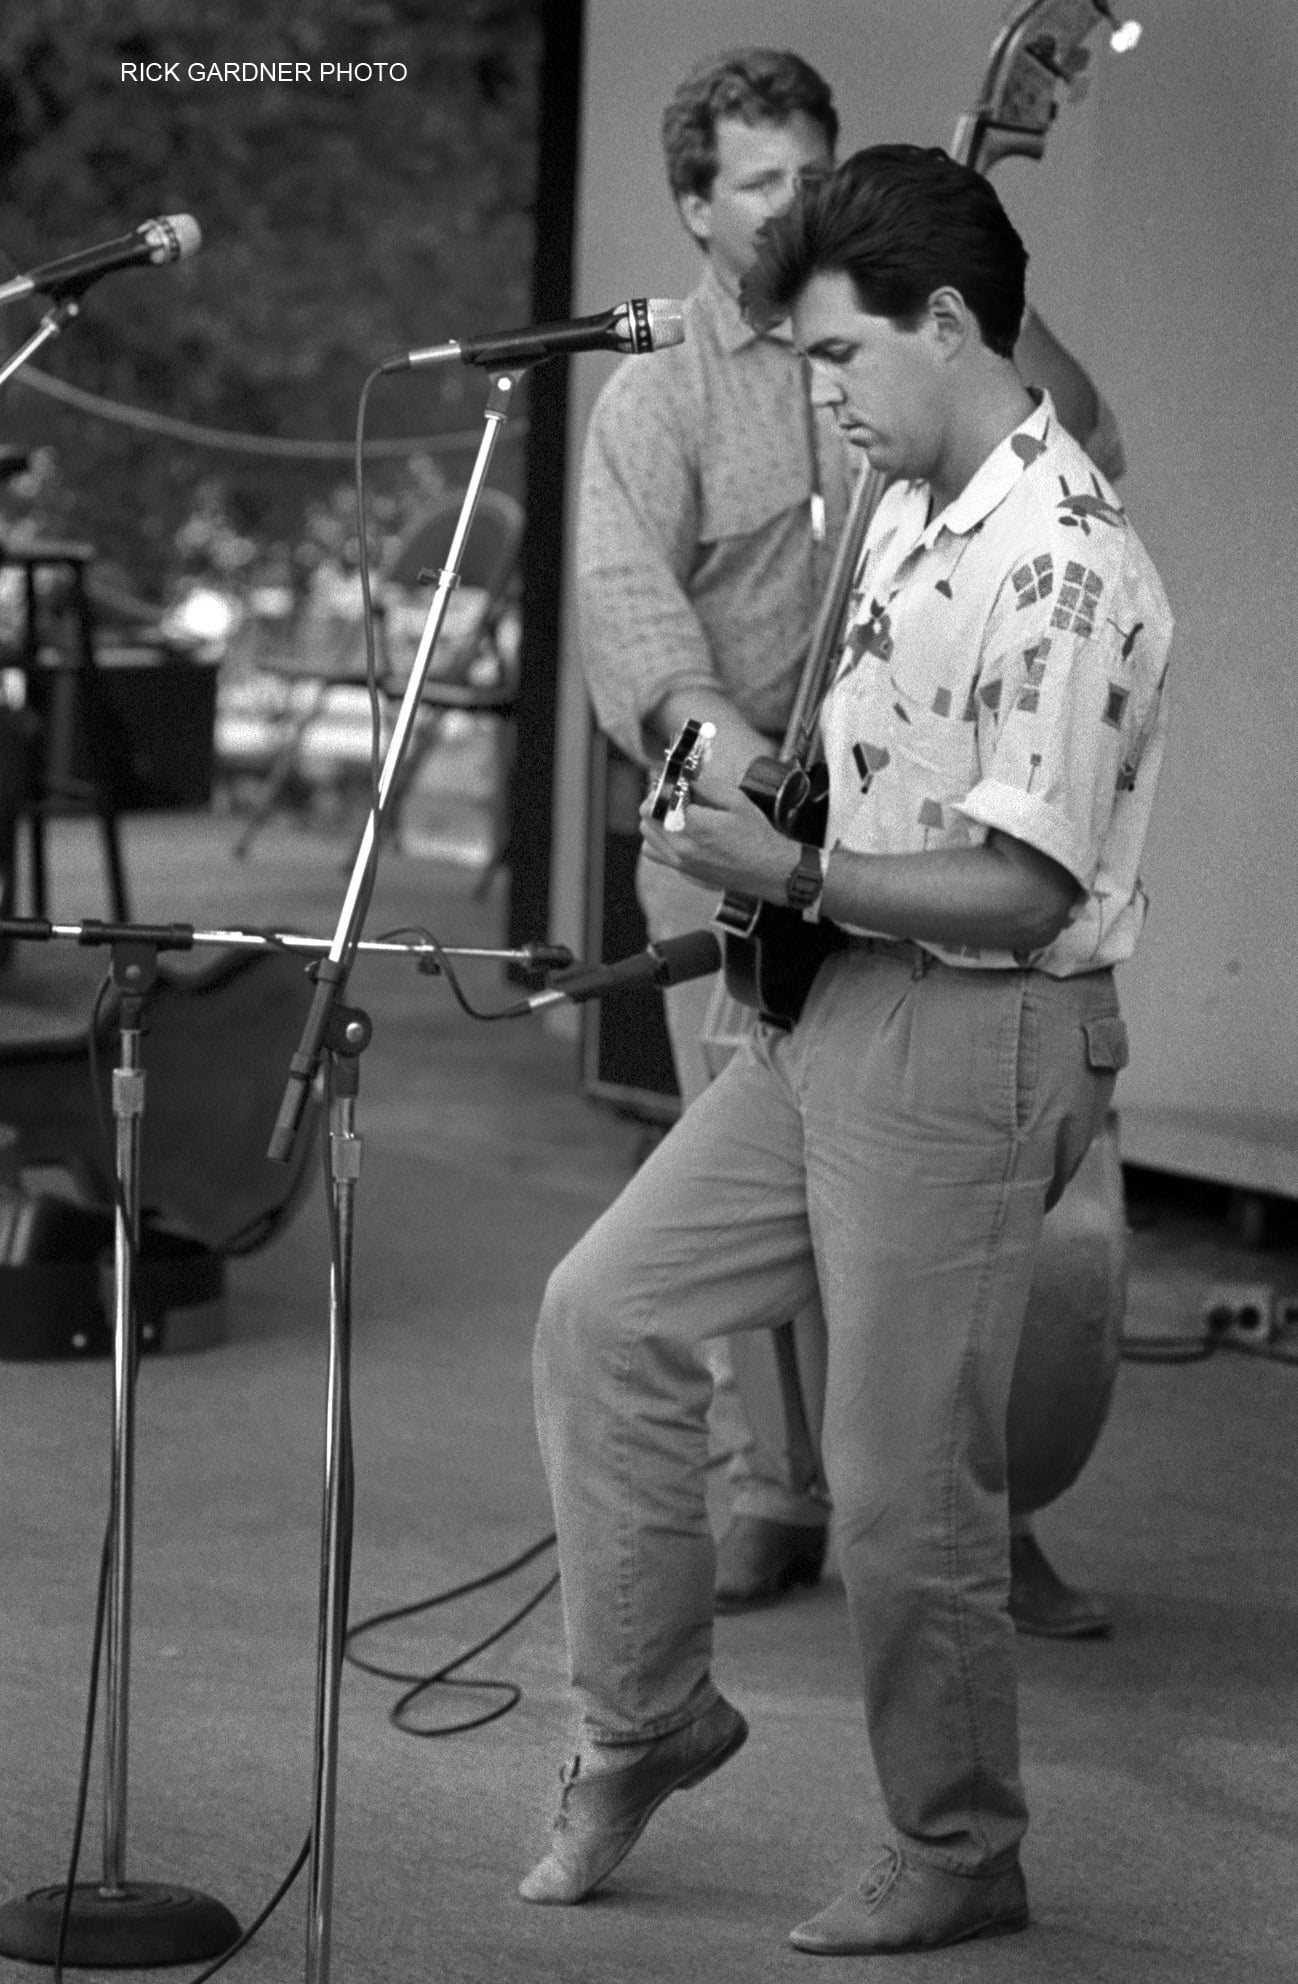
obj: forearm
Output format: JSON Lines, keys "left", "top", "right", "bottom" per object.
{"left": 818, "top": 837, "right": 1078, "bottom": 954}
{"left": 578, "top": 386, "right": 720, "bottom": 766}
{"left": 642, "top": 758, "right": 1081, "bottom": 953}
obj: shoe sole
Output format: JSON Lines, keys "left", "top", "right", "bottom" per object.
{"left": 790, "top": 1904, "right": 1029, "bottom": 1956}
{"left": 1011, "top": 1609, "right": 1114, "bottom": 1640}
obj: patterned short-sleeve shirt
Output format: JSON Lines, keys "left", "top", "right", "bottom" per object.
{"left": 820, "top": 392, "right": 1173, "bottom": 976}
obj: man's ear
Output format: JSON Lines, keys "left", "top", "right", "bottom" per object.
{"left": 926, "top": 285, "right": 974, "bottom": 357}
{"left": 677, "top": 191, "right": 712, "bottom": 250}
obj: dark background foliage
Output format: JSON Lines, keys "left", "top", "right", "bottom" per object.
{"left": 0, "top": 0, "right": 541, "bottom": 600}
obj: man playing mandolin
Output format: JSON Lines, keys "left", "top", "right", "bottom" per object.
{"left": 578, "top": 44, "right": 1125, "bottom": 1633}
{"left": 523, "top": 145, "right": 1172, "bottom": 1952}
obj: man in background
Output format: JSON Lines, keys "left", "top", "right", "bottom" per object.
{"left": 576, "top": 46, "right": 1123, "bottom": 1636}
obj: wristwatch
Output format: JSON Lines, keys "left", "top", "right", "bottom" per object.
{"left": 785, "top": 843, "right": 825, "bottom": 920}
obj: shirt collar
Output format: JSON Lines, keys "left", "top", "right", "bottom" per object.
{"left": 694, "top": 258, "right": 794, "bottom": 353}
{"left": 918, "top": 389, "right": 1056, "bottom": 544}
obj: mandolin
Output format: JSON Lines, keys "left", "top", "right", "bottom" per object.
{"left": 712, "top": 0, "right": 1137, "bottom": 1027}
{"left": 646, "top": 716, "right": 715, "bottom": 831}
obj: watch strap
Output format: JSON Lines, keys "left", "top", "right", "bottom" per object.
{"left": 785, "top": 843, "right": 824, "bottom": 919}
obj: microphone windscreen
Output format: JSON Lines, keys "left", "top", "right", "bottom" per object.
{"left": 644, "top": 299, "right": 685, "bottom": 350}
{"left": 163, "top": 214, "right": 203, "bottom": 262}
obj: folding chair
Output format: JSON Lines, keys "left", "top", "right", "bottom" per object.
{"left": 233, "top": 488, "right": 524, "bottom": 886}
{"left": 369, "top": 486, "right": 524, "bottom": 884}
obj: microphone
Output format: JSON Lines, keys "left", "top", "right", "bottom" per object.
{"left": 525, "top": 929, "right": 721, "bottom": 1010}
{"left": 0, "top": 214, "right": 202, "bottom": 305}
{"left": 381, "top": 297, "right": 685, "bottom": 373}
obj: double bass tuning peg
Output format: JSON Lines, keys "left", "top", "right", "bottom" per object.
{"left": 1027, "top": 35, "right": 1091, "bottom": 86}
{"left": 1094, "top": 2, "right": 1143, "bottom": 54}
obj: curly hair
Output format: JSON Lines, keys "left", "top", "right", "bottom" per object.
{"left": 661, "top": 47, "right": 838, "bottom": 200}
{"left": 741, "top": 144, "right": 1028, "bottom": 358}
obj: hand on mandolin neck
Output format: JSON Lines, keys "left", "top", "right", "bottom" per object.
{"left": 640, "top": 750, "right": 801, "bottom": 903}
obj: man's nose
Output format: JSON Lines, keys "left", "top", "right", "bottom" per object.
{"left": 764, "top": 172, "right": 801, "bottom": 216}
{"left": 807, "top": 362, "right": 843, "bottom": 408}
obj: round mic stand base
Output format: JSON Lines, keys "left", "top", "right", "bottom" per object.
{"left": 0, "top": 1882, "right": 241, "bottom": 1968}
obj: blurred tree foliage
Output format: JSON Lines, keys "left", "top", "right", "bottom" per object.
{"left": 0, "top": 0, "right": 541, "bottom": 599}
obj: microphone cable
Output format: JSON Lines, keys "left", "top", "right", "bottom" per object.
{"left": 10, "top": 363, "right": 527, "bottom": 458}
{"left": 370, "top": 922, "right": 550, "bottom": 1022}
{"left": 342, "top": 1533, "right": 559, "bottom": 1738}
{"left": 48, "top": 1509, "right": 111, "bottom": 1984}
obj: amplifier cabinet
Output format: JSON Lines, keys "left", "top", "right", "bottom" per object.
{"left": 580, "top": 727, "right": 680, "bottom": 1121}
{"left": 26, "top": 651, "right": 218, "bottom": 812}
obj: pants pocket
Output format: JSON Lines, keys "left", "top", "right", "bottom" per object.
{"left": 1082, "top": 1014, "right": 1130, "bottom": 1073}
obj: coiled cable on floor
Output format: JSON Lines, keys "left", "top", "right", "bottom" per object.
{"left": 344, "top": 1534, "right": 559, "bottom": 1736}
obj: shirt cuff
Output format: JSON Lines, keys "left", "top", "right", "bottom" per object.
{"left": 639, "top": 668, "right": 727, "bottom": 740}
{"left": 587, "top": 668, "right": 721, "bottom": 767}
{"left": 953, "top": 778, "right": 1096, "bottom": 891}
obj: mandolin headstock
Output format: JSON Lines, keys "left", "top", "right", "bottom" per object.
{"left": 648, "top": 718, "right": 716, "bottom": 833}
{"left": 951, "top": 0, "right": 1140, "bottom": 176}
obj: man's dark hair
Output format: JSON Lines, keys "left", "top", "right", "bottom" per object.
{"left": 741, "top": 144, "right": 1028, "bottom": 357}
{"left": 661, "top": 47, "right": 838, "bottom": 200}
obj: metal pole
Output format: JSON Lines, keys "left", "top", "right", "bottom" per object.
{"left": 329, "top": 378, "right": 516, "bottom": 955}
{"left": 306, "top": 1026, "right": 365, "bottom": 1984}
{"left": 0, "top": 939, "right": 241, "bottom": 1965}
{"left": 267, "top": 368, "right": 525, "bottom": 1169}
{"left": 102, "top": 1010, "right": 144, "bottom": 1894}
{"left": 0, "top": 300, "right": 78, "bottom": 395}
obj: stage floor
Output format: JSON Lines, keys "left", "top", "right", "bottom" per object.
{"left": 1, "top": 812, "right": 1295, "bottom": 1983}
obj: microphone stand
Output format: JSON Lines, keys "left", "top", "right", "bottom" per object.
{"left": 261, "top": 365, "right": 529, "bottom": 1984}
{"left": 0, "top": 299, "right": 247, "bottom": 1970}
{"left": 0, "top": 927, "right": 243, "bottom": 1969}
{"left": 0, "top": 917, "right": 565, "bottom": 1972}
{"left": 0, "top": 296, "right": 82, "bottom": 393}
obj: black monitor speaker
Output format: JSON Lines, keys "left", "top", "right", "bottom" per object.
{"left": 580, "top": 726, "right": 680, "bottom": 1122}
